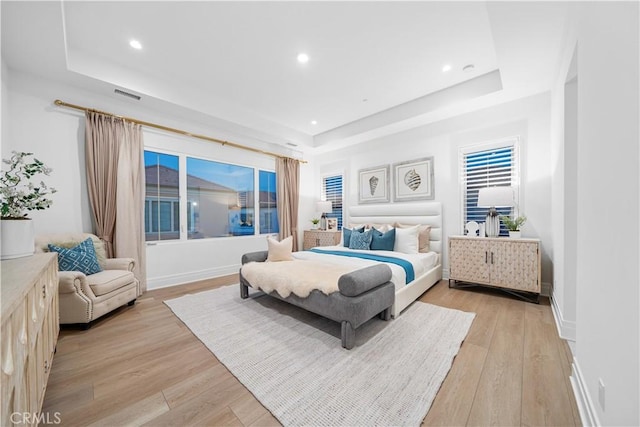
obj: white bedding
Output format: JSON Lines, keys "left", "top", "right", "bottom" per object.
{"left": 293, "top": 246, "right": 439, "bottom": 292}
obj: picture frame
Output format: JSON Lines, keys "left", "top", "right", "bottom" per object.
{"left": 358, "top": 164, "right": 390, "bottom": 204}
{"left": 327, "top": 218, "right": 338, "bottom": 231}
{"left": 393, "top": 156, "right": 434, "bottom": 202}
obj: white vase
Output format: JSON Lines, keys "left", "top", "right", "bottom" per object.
{"left": 1, "top": 219, "right": 35, "bottom": 260}
{"left": 509, "top": 230, "right": 521, "bottom": 239}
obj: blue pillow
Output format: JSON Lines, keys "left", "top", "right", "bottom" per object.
{"left": 349, "top": 229, "right": 373, "bottom": 250}
{"left": 370, "top": 227, "right": 396, "bottom": 251}
{"left": 343, "top": 226, "right": 365, "bottom": 247}
{"left": 48, "top": 238, "right": 103, "bottom": 276}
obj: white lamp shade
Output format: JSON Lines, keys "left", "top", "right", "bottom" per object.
{"left": 316, "top": 201, "right": 333, "bottom": 214}
{"left": 477, "top": 187, "right": 513, "bottom": 207}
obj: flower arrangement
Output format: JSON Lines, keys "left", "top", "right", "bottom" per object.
{"left": 500, "top": 214, "right": 527, "bottom": 231}
{"left": 1, "top": 151, "right": 57, "bottom": 219}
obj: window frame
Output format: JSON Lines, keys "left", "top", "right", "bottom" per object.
{"left": 143, "top": 147, "right": 278, "bottom": 243}
{"left": 321, "top": 172, "right": 344, "bottom": 231}
{"left": 459, "top": 137, "right": 521, "bottom": 236}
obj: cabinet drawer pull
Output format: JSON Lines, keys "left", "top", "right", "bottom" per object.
{"left": 491, "top": 252, "right": 494, "bottom": 264}
{"left": 485, "top": 251, "right": 488, "bottom": 263}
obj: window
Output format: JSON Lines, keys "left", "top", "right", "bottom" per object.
{"left": 461, "top": 140, "right": 519, "bottom": 236}
{"left": 322, "top": 174, "right": 343, "bottom": 230}
{"left": 144, "top": 151, "right": 180, "bottom": 241}
{"left": 259, "top": 170, "right": 279, "bottom": 234}
{"left": 144, "top": 149, "right": 278, "bottom": 241}
{"left": 186, "top": 157, "right": 254, "bottom": 238}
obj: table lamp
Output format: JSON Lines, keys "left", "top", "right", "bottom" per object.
{"left": 477, "top": 187, "right": 513, "bottom": 237}
{"left": 316, "top": 201, "right": 333, "bottom": 230}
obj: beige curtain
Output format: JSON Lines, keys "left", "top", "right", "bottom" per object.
{"left": 85, "top": 112, "right": 147, "bottom": 293}
{"left": 276, "top": 157, "right": 300, "bottom": 251}
{"left": 85, "top": 113, "right": 120, "bottom": 257}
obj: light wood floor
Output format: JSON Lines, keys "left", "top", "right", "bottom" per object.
{"left": 42, "top": 277, "right": 581, "bottom": 426}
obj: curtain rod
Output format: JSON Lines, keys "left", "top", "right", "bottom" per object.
{"left": 53, "top": 99, "right": 306, "bottom": 163}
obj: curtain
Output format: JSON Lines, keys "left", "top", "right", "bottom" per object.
{"left": 276, "top": 157, "right": 300, "bottom": 252}
{"left": 85, "top": 112, "right": 147, "bottom": 293}
{"left": 85, "top": 113, "right": 120, "bottom": 257}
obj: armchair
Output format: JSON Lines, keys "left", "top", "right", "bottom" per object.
{"left": 35, "top": 233, "right": 140, "bottom": 327}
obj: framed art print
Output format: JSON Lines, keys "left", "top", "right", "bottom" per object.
{"left": 327, "top": 218, "right": 338, "bottom": 230}
{"left": 358, "top": 165, "right": 390, "bottom": 204}
{"left": 393, "top": 157, "right": 434, "bottom": 202}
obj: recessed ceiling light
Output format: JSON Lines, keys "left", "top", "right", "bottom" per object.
{"left": 311, "top": 120, "right": 317, "bottom": 125}
{"left": 297, "top": 53, "right": 309, "bottom": 64}
{"left": 463, "top": 64, "right": 475, "bottom": 73}
{"left": 129, "top": 39, "right": 142, "bottom": 50}
{"left": 442, "top": 64, "right": 452, "bottom": 72}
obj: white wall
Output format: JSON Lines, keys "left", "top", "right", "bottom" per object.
{"left": 313, "top": 92, "right": 553, "bottom": 286}
{"left": 571, "top": 3, "right": 639, "bottom": 425}
{"left": 3, "top": 69, "right": 313, "bottom": 289}
{"left": 549, "top": 13, "right": 579, "bottom": 346}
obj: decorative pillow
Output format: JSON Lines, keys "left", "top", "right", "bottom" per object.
{"left": 267, "top": 236, "right": 294, "bottom": 262}
{"left": 48, "top": 238, "right": 103, "bottom": 275}
{"left": 349, "top": 229, "right": 373, "bottom": 250}
{"left": 396, "top": 223, "right": 432, "bottom": 253}
{"left": 370, "top": 227, "right": 396, "bottom": 251}
{"left": 348, "top": 223, "right": 368, "bottom": 230}
{"left": 394, "top": 225, "right": 420, "bottom": 254}
{"left": 370, "top": 223, "right": 394, "bottom": 233}
{"left": 343, "top": 226, "right": 365, "bottom": 247}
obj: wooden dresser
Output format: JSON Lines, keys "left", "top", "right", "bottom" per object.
{"left": 1, "top": 253, "right": 59, "bottom": 426}
{"left": 448, "top": 236, "right": 541, "bottom": 302}
{"left": 303, "top": 230, "right": 341, "bottom": 250}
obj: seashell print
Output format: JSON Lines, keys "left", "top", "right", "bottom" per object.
{"left": 404, "top": 169, "right": 421, "bottom": 191}
{"left": 369, "top": 175, "right": 379, "bottom": 195}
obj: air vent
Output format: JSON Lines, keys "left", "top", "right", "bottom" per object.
{"left": 114, "top": 89, "right": 141, "bottom": 100}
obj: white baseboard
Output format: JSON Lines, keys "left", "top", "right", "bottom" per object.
{"left": 147, "top": 265, "right": 240, "bottom": 290}
{"left": 570, "top": 357, "right": 601, "bottom": 427}
{"left": 550, "top": 291, "right": 577, "bottom": 343}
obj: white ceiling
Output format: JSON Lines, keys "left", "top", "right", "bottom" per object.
{"left": 1, "top": 1, "right": 569, "bottom": 153}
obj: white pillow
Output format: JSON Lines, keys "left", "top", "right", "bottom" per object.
{"left": 267, "top": 236, "right": 293, "bottom": 261}
{"left": 394, "top": 225, "right": 419, "bottom": 254}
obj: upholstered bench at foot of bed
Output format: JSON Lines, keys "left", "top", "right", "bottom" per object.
{"left": 240, "top": 250, "right": 395, "bottom": 350}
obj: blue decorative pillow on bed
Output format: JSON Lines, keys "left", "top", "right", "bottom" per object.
{"left": 343, "top": 226, "right": 365, "bottom": 247}
{"left": 48, "top": 238, "right": 103, "bottom": 276}
{"left": 370, "top": 227, "right": 396, "bottom": 251}
{"left": 348, "top": 229, "right": 373, "bottom": 250}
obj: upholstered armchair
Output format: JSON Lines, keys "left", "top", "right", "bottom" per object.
{"left": 35, "top": 233, "right": 140, "bottom": 327}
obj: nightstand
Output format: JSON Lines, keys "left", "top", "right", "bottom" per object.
{"left": 303, "top": 230, "right": 341, "bottom": 250}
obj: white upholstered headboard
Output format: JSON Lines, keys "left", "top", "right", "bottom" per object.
{"left": 347, "top": 202, "right": 443, "bottom": 254}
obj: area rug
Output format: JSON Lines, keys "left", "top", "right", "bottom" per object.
{"left": 165, "top": 285, "right": 475, "bottom": 426}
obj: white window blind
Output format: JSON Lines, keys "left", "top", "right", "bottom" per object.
{"left": 322, "top": 175, "right": 343, "bottom": 230}
{"left": 461, "top": 140, "right": 519, "bottom": 236}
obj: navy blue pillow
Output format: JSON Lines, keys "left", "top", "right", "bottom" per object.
{"left": 349, "top": 229, "right": 373, "bottom": 250}
{"left": 370, "top": 227, "right": 396, "bottom": 251}
{"left": 343, "top": 226, "right": 365, "bottom": 247}
{"left": 48, "top": 238, "right": 103, "bottom": 276}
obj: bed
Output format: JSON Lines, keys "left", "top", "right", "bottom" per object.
{"left": 239, "top": 203, "right": 443, "bottom": 348}
{"left": 345, "top": 202, "right": 443, "bottom": 317}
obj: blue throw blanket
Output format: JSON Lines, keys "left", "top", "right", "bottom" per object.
{"left": 309, "top": 248, "right": 415, "bottom": 284}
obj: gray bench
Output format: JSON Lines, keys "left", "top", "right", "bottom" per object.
{"left": 240, "top": 251, "right": 395, "bottom": 349}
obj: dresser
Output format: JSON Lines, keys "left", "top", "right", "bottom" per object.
{"left": 448, "top": 236, "right": 541, "bottom": 302}
{"left": 303, "top": 230, "right": 341, "bottom": 250}
{"left": 1, "top": 253, "right": 59, "bottom": 426}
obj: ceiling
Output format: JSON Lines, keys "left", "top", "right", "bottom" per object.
{"left": 1, "top": 1, "right": 570, "bottom": 154}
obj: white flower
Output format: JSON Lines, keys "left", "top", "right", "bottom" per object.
{"left": 0, "top": 151, "right": 56, "bottom": 219}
